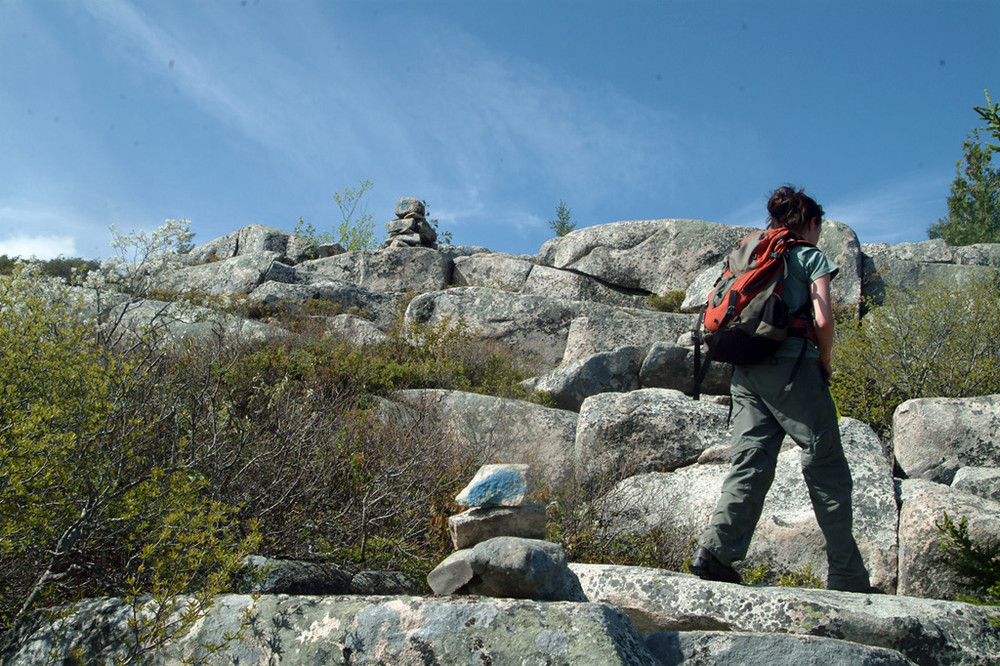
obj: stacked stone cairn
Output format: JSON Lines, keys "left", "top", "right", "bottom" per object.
{"left": 427, "top": 464, "right": 583, "bottom": 601}
{"left": 383, "top": 197, "right": 437, "bottom": 249}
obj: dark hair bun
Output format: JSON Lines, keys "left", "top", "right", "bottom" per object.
{"left": 767, "top": 185, "right": 824, "bottom": 232}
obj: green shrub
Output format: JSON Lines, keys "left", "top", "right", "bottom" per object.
{"left": 648, "top": 290, "right": 686, "bottom": 312}
{"left": 0, "top": 265, "right": 255, "bottom": 652}
{"left": 831, "top": 274, "right": 1000, "bottom": 436}
{"left": 936, "top": 513, "right": 1000, "bottom": 611}
{"left": 739, "top": 562, "right": 824, "bottom": 589}
{"left": 295, "top": 179, "right": 380, "bottom": 252}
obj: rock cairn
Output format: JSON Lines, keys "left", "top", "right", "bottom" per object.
{"left": 427, "top": 464, "right": 582, "bottom": 600}
{"left": 383, "top": 197, "right": 437, "bottom": 249}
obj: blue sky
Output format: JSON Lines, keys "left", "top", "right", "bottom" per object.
{"left": 1, "top": 1, "right": 998, "bottom": 260}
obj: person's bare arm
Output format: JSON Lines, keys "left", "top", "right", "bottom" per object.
{"left": 811, "top": 274, "right": 834, "bottom": 377}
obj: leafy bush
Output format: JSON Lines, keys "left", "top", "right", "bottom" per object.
{"left": 0, "top": 265, "right": 255, "bottom": 651}
{"left": 295, "top": 179, "right": 380, "bottom": 251}
{"left": 831, "top": 274, "right": 1000, "bottom": 436}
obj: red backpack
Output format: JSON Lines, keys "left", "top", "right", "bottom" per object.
{"left": 693, "top": 228, "right": 817, "bottom": 392}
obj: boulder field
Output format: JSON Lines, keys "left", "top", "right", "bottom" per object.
{"left": 7, "top": 216, "right": 999, "bottom": 664}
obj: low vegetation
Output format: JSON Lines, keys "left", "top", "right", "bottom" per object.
{"left": 831, "top": 274, "right": 1000, "bottom": 437}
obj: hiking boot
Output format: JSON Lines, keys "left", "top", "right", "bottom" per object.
{"left": 690, "top": 547, "right": 742, "bottom": 584}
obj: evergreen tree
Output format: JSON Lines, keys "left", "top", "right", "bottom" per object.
{"left": 549, "top": 200, "right": 577, "bottom": 237}
{"left": 929, "top": 90, "right": 1000, "bottom": 245}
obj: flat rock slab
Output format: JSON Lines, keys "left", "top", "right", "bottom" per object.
{"left": 647, "top": 630, "right": 916, "bottom": 665}
{"left": 569, "top": 563, "right": 1000, "bottom": 666}
{"left": 4, "top": 595, "right": 659, "bottom": 666}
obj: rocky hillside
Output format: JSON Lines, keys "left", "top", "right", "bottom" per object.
{"left": 4, "top": 209, "right": 1000, "bottom": 665}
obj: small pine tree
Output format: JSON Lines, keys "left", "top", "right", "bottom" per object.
{"left": 549, "top": 200, "right": 577, "bottom": 237}
{"left": 936, "top": 512, "right": 1000, "bottom": 607}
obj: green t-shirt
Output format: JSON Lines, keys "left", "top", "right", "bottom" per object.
{"left": 774, "top": 244, "right": 839, "bottom": 359}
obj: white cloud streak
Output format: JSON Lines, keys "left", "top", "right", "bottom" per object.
{"left": 825, "top": 173, "right": 951, "bottom": 245}
{"left": 77, "top": 3, "right": 703, "bottom": 237}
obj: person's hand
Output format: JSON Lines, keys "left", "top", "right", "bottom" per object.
{"left": 820, "top": 359, "right": 833, "bottom": 384}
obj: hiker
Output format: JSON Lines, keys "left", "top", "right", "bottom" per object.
{"left": 690, "top": 185, "right": 873, "bottom": 592}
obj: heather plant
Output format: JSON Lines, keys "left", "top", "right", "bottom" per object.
{"left": 647, "top": 290, "right": 686, "bottom": 312}
{"left": 738, "top": 562, "right": 824, "bottom": 589}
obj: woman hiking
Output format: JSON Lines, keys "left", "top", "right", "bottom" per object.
{"left": 689, "top": 185, "right": 873, "bottom": 593}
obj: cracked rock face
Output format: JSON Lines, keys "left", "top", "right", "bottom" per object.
{"left": 538, "top": 219, "right": 756, "bottom": 296}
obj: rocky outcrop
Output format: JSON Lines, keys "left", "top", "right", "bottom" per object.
{"left": 247, "top": 277, "right": 402, "bottom": 330}
{"left": 404, "top": 287, "right": 626, "bottom": 371}
{"left": 324, "top": 313, "right": 393, "bottom": 346}
{"left": 238, "top": 555, "right": 421, "bottom": 596}
{"left": 575, "top": 389, "right": 732, "bottom": 487}
{"left": 951, "top": 466, "right": 1000, "bottom": 502}
{"left": 538, "top": 219, "right": 755, "bottom": 296}
{"left": 861, "top": 238, "right": 1000, "bottom": 304}
{"left": 570, "top": 564, "right": 999, "bottom": 666}
{"left": 561, "top": 311, "right": 697, "bottom": 366}
{"left": 11, "top": 568, "right": 993, "bottom": 665}
{"left": 530, "top": 345, "right": 645, "bottom": 411}
{"left": 390, "top": 389, "right": 578, "bottom": 487}
{"left": 156, "top": 250, "right": 283, "bottom": 296}
{"left": 598, "top": 417, "right": 898, "bottom": 592}
{"left": 453, "top": 251, "right": 535, "bottom": 290}
{"left": 184, "top": 223, "right": 341, "bottom": 265}
{"left": 104, "top": 297, "right": 285, "bottom": 345}
{"left": 893, "top": 394, "right": 1000, "bottom": 483}
{"left": 639, "top": 341, "right": 733, "bottom": 395}
{"left": 896, "top": 479, "right": 1000, "bottom": 600}
{"left": 295, "top": 246, "right": 452, "bottom": 294}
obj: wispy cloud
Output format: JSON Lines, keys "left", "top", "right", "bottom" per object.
{"left": 70, "top": 3, "right": 746, "bottom": 252}
{"left": 81, "top": 2, "right": 279, "bottom": 143}
{"left": 825, "top": 173, "right": 951, "bottom": 245}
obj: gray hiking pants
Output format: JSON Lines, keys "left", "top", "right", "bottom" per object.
{"left": 698, "top": 355, "right": 871, "bottom": 591}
